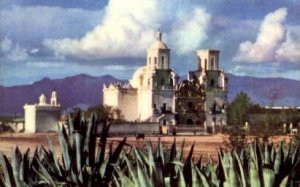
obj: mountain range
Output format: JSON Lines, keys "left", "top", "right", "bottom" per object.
{"left": 0, "top": 73, "right": 299, "bottom": 116}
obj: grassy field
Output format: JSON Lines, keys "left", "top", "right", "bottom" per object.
{"left": 0, "top": 132, "right": 292, "bottom": 162}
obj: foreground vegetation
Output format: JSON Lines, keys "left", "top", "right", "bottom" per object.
{"left": 0, "top": 113, "right": 300, "bottom": 186}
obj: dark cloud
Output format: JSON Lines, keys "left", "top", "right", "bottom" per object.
{"left": 0, "top": 0, "right": 108, "bottom": 10}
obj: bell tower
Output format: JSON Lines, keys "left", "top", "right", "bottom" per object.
{"left": 50, "top": 91, "right": 58, "bottom": 106}
{"left": 147, "top": 31, "right": 170, "bottom": 70}
{"left": 196, "top": 50, "right": 220, "bottom": 72}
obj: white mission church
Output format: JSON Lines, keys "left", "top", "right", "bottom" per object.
{"left": 103, "top": 32, "right": 228, "bottom": 127}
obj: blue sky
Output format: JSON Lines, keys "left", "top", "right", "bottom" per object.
{"left": 0, "top": 0, "right": 299, "bottom": 86}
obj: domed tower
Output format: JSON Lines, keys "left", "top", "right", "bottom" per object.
{"left": 147, "top": 31, "right": 170, "bottom": 70}
{"left": 129, "top": 31, "right": 178, "bottom": 123}
{"left": 103, "top": 31, "right": 178, "bottom": 124}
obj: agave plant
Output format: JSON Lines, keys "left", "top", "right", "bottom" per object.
{"left": 0, "top": 145, "right": 58, "bottom": 186}
{"left": 112, "top": 139, "right": 300, "bottom": 187}
{"left": 0, "top": 111, "right": 127, "bottom": 187}
{"left": 35, "top": 111, "right": 128, "bottom": 186}
{"left": 216, "top": 140, "right": 299, "bottom": 187}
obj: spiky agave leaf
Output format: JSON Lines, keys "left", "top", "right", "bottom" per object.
{"left": 227, "top": 152, "right": 240, "bottom": 187}
{"left": 83, "top": 113, "right": 98, "bottom": 166}
{"left": 264, "top": 142, "right": 271, "bottom": 165}
{"left": 263, "top": 167, "right": 275, "bottom": 187}
{"left": 233, "top": 150, "right": 246, "bottom": 187}
{"left": 191, "top": 164, "right": 200, "bottom": 187}
{"left": 103, "top": 137, "right": 127, "bottom": 184}
{"left": 249, "top": 157, "right": 261, "bottom": 187}
{"left": 195, "top": 166, "right": 210, "bottom": 187}
{"left": 34, "top": 159, "right": 56, "bottom": 186}
{"left": 137, "top": 161, "right": 152, "bottom": 187}
{"left": 0, "top": 152, "right": 16, "bottom": 187}
{"left": 11, "top": 146, "right": 22, "bottom": 187}
{"left": 183, "top": 143, "right": 194, "bottom": 186}
{"left": 178, "top": 169, "right": 186, "bottom": 187}
{"left": 58, "top": 124, "right": 71, "bottom": 172}
{"left": 124, "top": 155, "right": 140, "bottom": 186}
{"left": 156, "top": 137, "right": 165, "bottom": 167}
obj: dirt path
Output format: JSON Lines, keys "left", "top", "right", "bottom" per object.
{"left": 0, "top": 133, "right": 292, "bottom": 162}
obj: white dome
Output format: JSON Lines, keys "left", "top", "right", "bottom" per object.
{"left": 149, "top": 40, "right": 168, "bottom": 50}
{"left": 130, "top": 66, "right": 146, "bottom": 88}
{"left": 130, "top": 66, "right": 156, "bottom": 88}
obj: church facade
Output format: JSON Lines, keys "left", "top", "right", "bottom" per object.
{"left": 24, "top": 91, "right": 61, "bottom": 133}
{"left": 103, "top": 32, "right": 228, "bottom": 127}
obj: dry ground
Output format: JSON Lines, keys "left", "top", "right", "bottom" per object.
{"left": 0, "top": 132, "right": 293, "bottom": 162}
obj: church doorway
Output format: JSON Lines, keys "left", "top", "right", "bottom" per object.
{"left": 187, "top": 119, "right": 193, "bottom": 125}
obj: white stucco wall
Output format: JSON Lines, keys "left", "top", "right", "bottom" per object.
{"left": 118, "top": 89, "right": 138, "bottom": 121}
{"left": 138, "top": 89, "right": 153, "bottom": 121}
{"left": 104, "top": 88, "right": 139, "bottom": 121}
{"left": 103, "top": 89, "right": 119, "bottom": 107}
{"left": 35, "top": 106, "right": 61, "bottom": 132}
{"left": 24, "top": 104, "right": 61, "bottom": 133}
{"left": 24, "top": 105, "right": 36, "bottom": 133}
{"left": 153, "top": 90, "right": 175, "bottom": 112}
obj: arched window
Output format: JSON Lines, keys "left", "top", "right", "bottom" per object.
{"left": 154, "top": 57, "right": 157, "bottom": 64}
{"left": 160, "top": 79, "right": 165, "bottom": 85}
{"left": 140, "top": 76, "right": 144, "bottom": 86}
{"left": 161, "top": 56, "right": 165, "bottom": 69}
{"left": 205, "top": 59, "right": 207, "bottom": 70}
{"left": 170, "top": 78, "right": 173, "bottom": 86}
{"left": 198, "top": 57, "right": 202, "bottom": 70}
{"left": 211, "top": 58, "right": 214, "bottom": 70}
{"left": 210, "top": 79, "right": 215, "bottom": 87}
{"left": 188, "top": 102, "right": 194, "bottom": 110}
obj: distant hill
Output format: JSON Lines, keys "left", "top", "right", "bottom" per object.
{"left": 0, "top": 73, "right": 299, "bottom": 116}
{"left": 227, "top": 74, "right": 300, "bottom": 107}
{"left": 0, "top": 74, "right": 124, "bottom": 116}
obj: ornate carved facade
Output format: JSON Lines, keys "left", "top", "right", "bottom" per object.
{"left": 175, "top": 78, "right": 206, "bottom": 125}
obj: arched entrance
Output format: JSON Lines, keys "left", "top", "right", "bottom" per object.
{"left": 187, "top": 119, "right": 193, "bottom": 125}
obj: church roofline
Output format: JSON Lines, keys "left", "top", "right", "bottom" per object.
{"left": 196, "top": 49, "right": 220, "bottom": 53}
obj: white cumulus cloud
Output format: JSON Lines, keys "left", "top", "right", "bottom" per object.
{"left": 276, "top": 31, "right": 300, "bottom": 63}
{"left": 6, "top": 44, "right": 29, "bottom": 62}
{"left": 0, "top": 37, "right": 39, "bottom": 62}
{"left": 44, "top": 0, "right": 211, "bottom": 60}
{"left": 169, "top": 8, "right": 211, "bottom": 54}
{"left": 234, "top": 7, "right": 287, "bottom": 63}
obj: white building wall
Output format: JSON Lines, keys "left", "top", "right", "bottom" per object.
{"left": 24, "top": 91, "right": 61, "bottom": 133}
{"left": 118, "top": 90, "right": 138, "bottom": 121}
{"left": 24, "top": 105, "right": 36, "bottom": 133}
{"left": 138, "top": 89, "right": 153, "bottom": 121}
{"left": 205, "top": 90, "right": 227, "bottom": 111}
{"left": 103, "top": 89, "right": 119, "bottom": 107}
{"left": 103, "top": 88, "right": 139, "bottom": 121}
{"left": 35, "top": 106, "right": 61, "bottom": 132}
{"left": 153, "top": 90, "right": 175, "bottom": 112}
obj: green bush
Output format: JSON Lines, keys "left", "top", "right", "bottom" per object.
{"left": 0, "top": 112, "right": 299, "bottom": 186}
